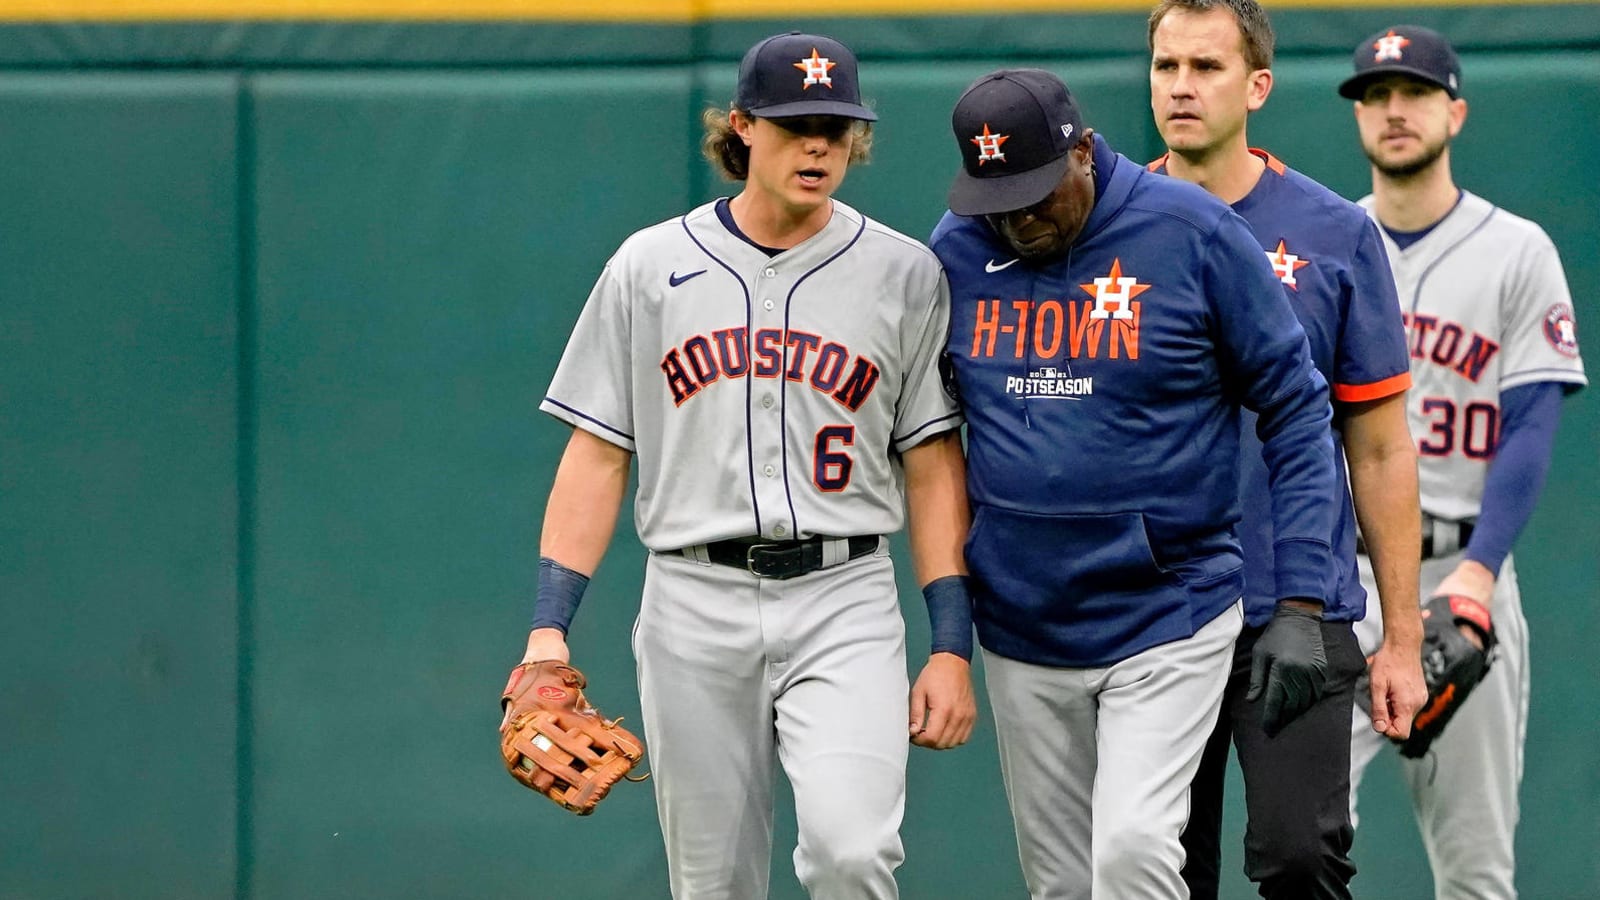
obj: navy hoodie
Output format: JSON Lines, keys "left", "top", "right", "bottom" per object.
{"left": 930, "top": 135, "right": 1336, "bottom": 666}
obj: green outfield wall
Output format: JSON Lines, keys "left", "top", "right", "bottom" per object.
{"left": 1, "top": 5, "right": 1595, "bottom": 898}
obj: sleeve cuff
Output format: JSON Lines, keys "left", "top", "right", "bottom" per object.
{"left": 1271, "top": 537, "right": 1334, "bottom": 604}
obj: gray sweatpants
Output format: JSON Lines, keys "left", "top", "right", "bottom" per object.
{"left": 984, "top": 601, "right": 1242, "bottom": 900}
{"left": 633, "top": 543, "right": 908, "bottom": 900}
{"left": 1350, "top": 552, "right": 1528, "bottom": 900}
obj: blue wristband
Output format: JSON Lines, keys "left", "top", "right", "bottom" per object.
{"left": 531, "top": 557, "right": 590, "bottom": 634}
{"left": 922, "top": 575, "right": 974, "bottom": 661}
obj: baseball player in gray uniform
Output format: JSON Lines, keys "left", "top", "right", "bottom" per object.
{"left": 1338, "top": 26, "right": 1587, "bottom": 898}
{"left": 510, "top": 31, "right": 977, "bottom": 900}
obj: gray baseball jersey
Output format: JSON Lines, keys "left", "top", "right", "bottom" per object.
{"left": 1359, "top": 190, "right": 1586, "bottom": 519}
{"left": 1350, "top": 190, "right": 1585, "bottom": 898}
{"left": 542, "top": 198, "right": 960, "bottom": 896}
{"left": 541, "top": 199, "right": 962, "bottom": 549}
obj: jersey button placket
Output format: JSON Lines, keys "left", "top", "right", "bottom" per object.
{"left": 754, "top": 264, "right": 789, "bottom": 542}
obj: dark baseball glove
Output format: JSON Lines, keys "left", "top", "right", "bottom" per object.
{"left": 499, "top": 660, "right": 646, "bottom": 814}
{"left": 1395, "top": 594, "right": 1496, "bottom": 758}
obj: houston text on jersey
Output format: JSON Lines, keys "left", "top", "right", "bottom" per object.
{"left": 1402, "top": 312, "right": 1499, "bottom": 383}
{"left": 660, "top": 326, "right": 882, "bottom": 409}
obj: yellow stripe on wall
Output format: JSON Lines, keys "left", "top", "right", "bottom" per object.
{"left": 0, "top": 0, "right": 1590, "bottom": 23}
{"left": 0, "top": 1, "right": 687, "bottom": 21}
{"left": 0, "top": 1, "right": 686, "bottom": 21}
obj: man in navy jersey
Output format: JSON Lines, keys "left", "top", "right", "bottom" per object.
{"left": 930, "top": 67, "right": 1340, "bottom": 898}
{"left": 1145, "top": 2, "right": 1429, "bottom": 897}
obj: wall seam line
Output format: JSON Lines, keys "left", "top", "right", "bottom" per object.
{"left": 233, "top": 68, "right": 258, "bottom": 900}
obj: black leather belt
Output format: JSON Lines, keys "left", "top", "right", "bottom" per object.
{"left": 1356, "top": 515, "right": 1475, "bottom": 560}
{"left": 701, "top": 535, "right": 880, "bottom": 579}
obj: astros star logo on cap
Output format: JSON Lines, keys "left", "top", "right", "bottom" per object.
{"left": 971, "top": 124, "right": 1009, "bottom": 165}
{"left": 794, "top": 48, "right": 836, "bottom": 89}
{"left": 1373, "top": 29, "right": 1411, "bottom": 62}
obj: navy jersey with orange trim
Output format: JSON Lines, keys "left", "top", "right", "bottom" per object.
{"left": 1151, "top": 150, "right": 1410, "bottom": 626}
{"left": 930, "top": 136, "right": 1337, "bottom": 667}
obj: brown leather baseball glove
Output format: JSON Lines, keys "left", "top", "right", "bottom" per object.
{"left": 499, "top": 660, "right": 646, "bottom": 814}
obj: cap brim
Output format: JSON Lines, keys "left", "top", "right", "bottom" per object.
{"left": 749, "top": 99, "right": 878, "bottom": 121}
{"left": 1338, "top": 66, "right": 1454, "bottom": 99}
{"left": 947, "top": 154, "right": 1072, "bottom": 218}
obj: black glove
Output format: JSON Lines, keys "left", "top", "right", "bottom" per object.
{"left": 1247, "top": 602, "right": 1328, "bottom": 737}
{"left": 1394, "top": 594, "right": 1496, "bottom": 758}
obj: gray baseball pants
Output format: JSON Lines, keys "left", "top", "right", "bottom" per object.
{"left": 633, "top": 542, "right": 907, "bottom": 900}
{"left": 984, "top": 600, "right": 1242, "bottom": 899}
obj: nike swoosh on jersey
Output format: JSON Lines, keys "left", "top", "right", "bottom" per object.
{"left": 669, "top": 269, "right": 707, "bottom": 287}
{"left": 985, "top": 258, "right": 1020, "bottom": 273}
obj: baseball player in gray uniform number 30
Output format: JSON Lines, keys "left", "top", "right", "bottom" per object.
{"left": 508, "top": 31, "right": 978, "bottom": 900}
{"left": 1338, "top": 26, "right": 1586, "bottom": 898}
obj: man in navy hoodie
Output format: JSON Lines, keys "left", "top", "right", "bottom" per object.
{"left": 929, "top": 68, "right": 1339, "bottom": 898}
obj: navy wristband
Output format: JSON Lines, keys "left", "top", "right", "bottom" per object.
{"left": 531, "top": 556, "right": 590, "bottom": 634}
{"left": 922, "top": 575, "right": 975, "bottom": 661}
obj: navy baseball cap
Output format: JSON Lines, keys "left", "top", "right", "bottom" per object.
{"left": 1338, "top": 25, "right": 1461, "bottom": 99}
{"left": 735, "top": 31, "right": 877, "bottom": 121}
{"left": 948, "top": 69, "right": 1086, "bottom": 217}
